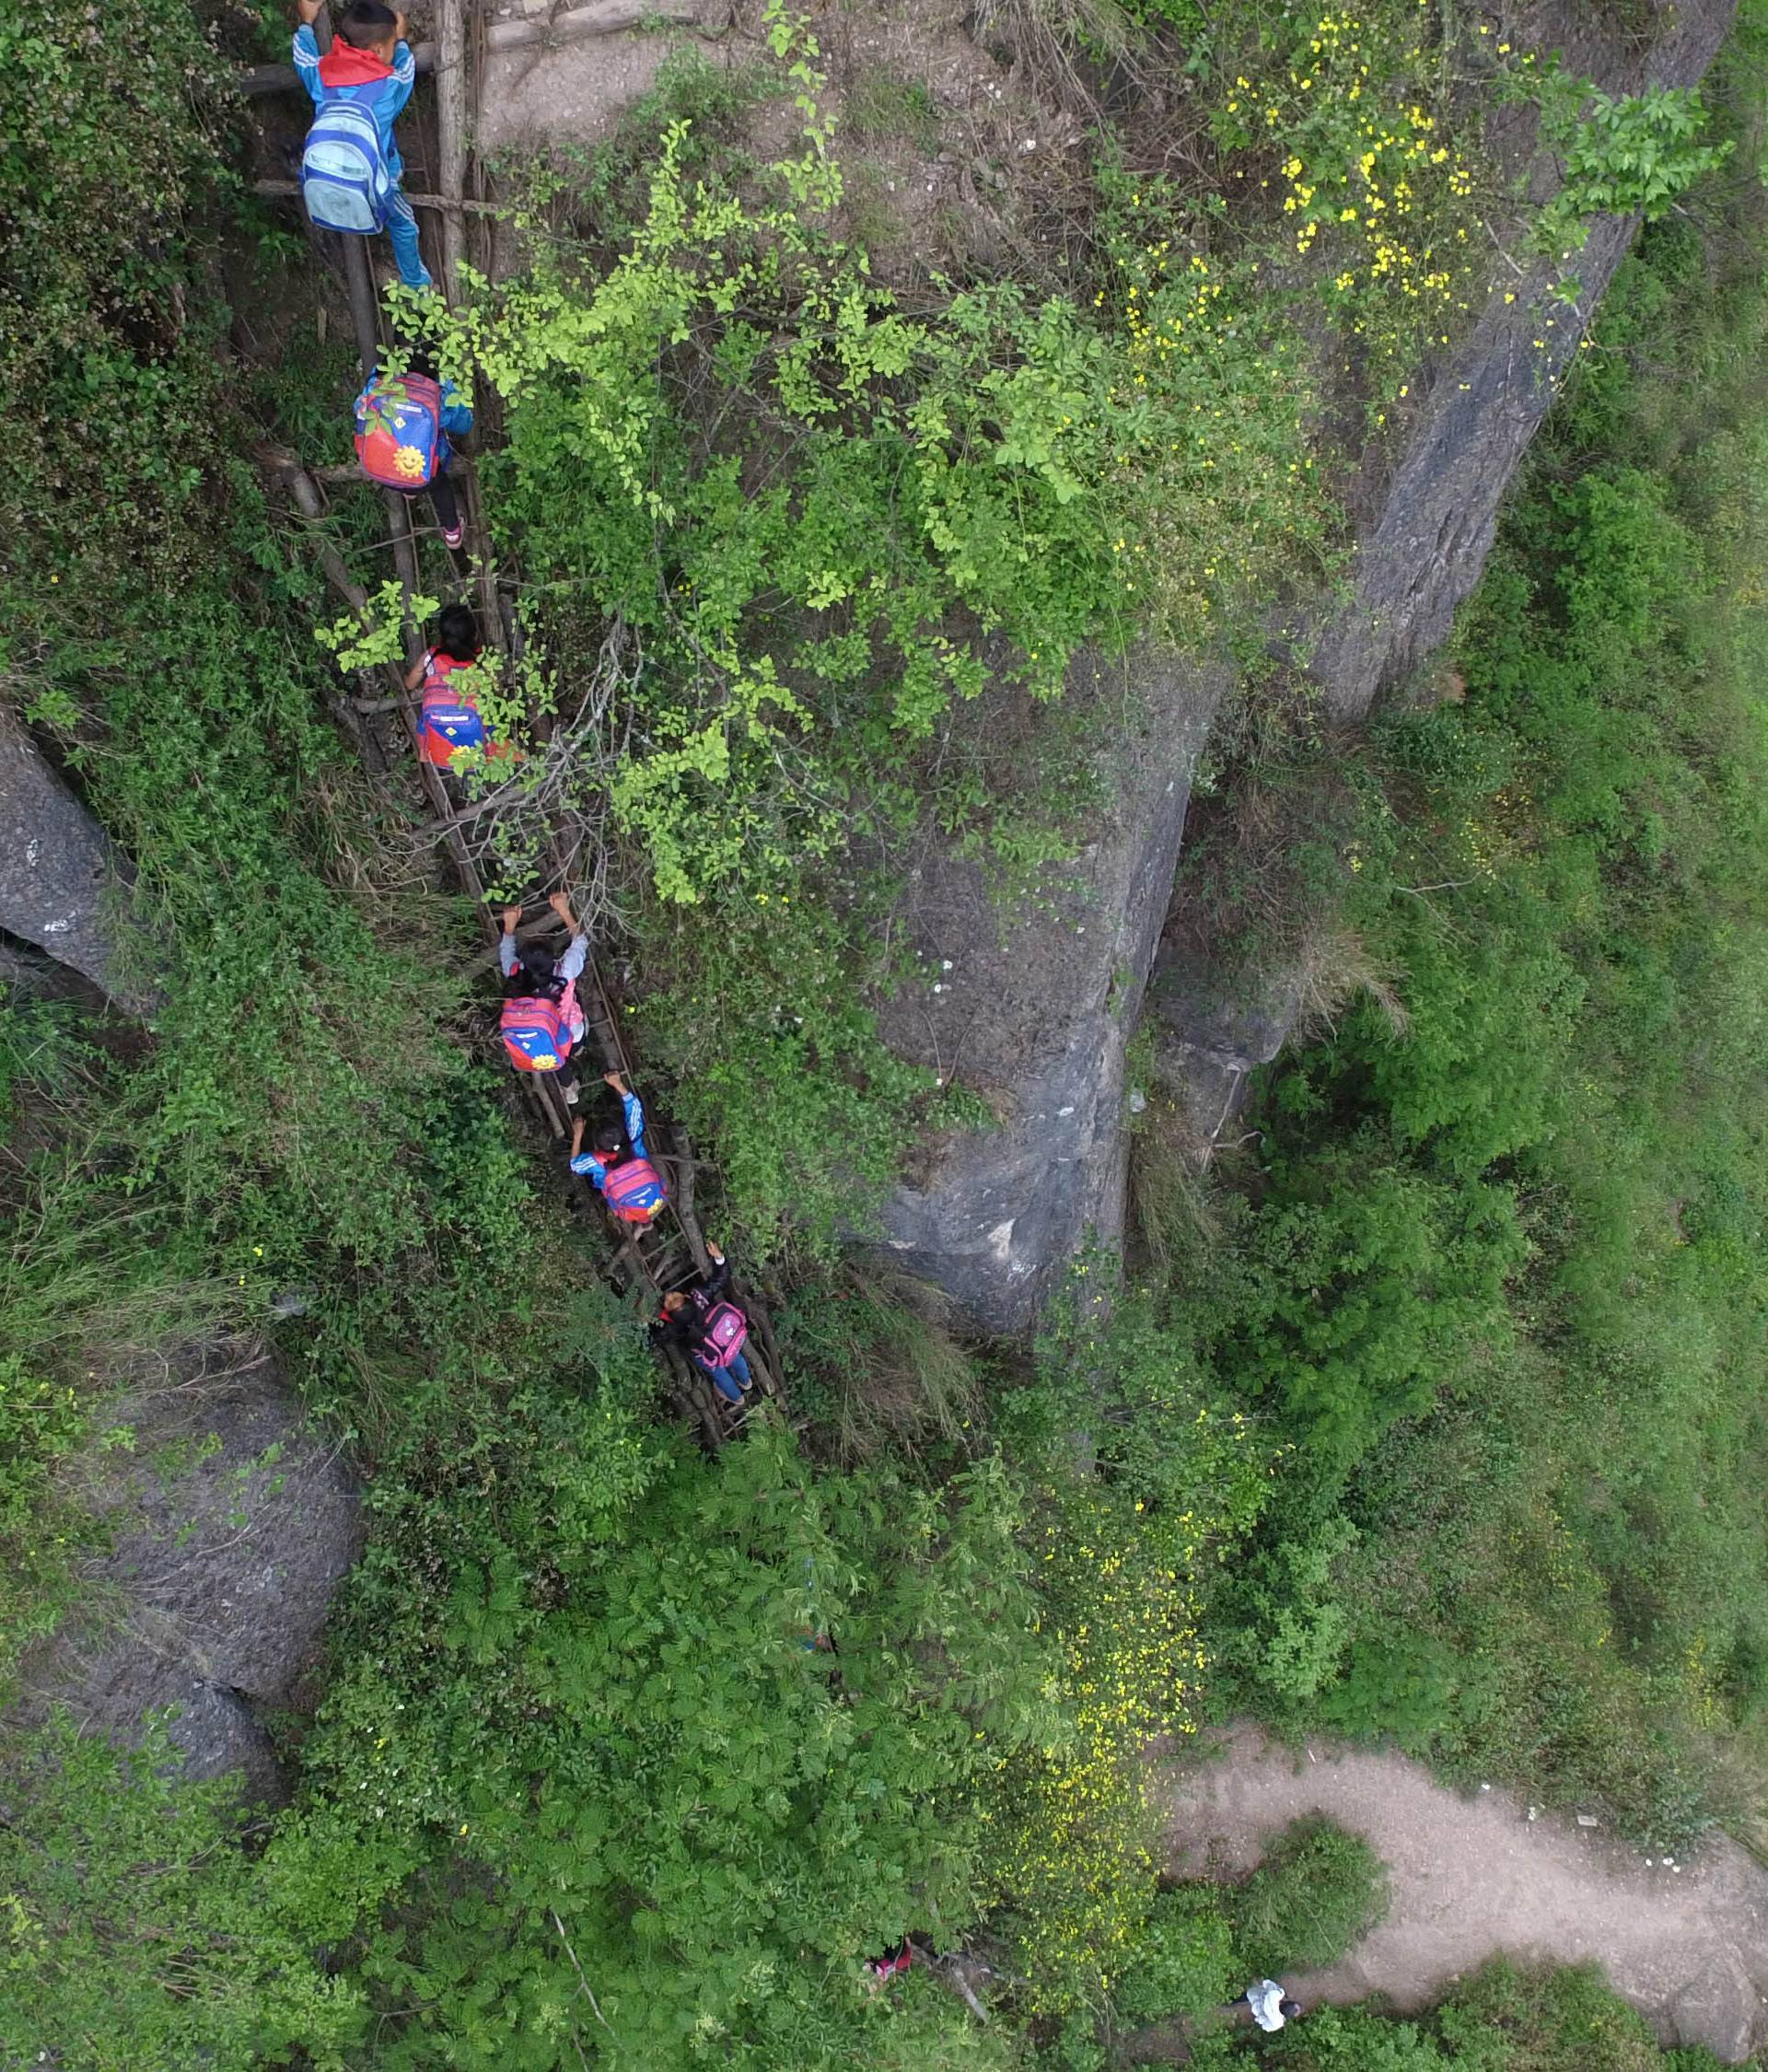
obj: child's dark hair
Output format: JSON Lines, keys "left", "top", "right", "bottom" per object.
{"left": 337, "top": 1, "right": 399, "bottom": 48}
{"left": 503, "top": 945, "right": 560, "bottom": 1000}
{"left": 436, "top": 603, "right": 480, "bottom": 663}
{"left": 593, "top": 1121, "right": 630, "bottom": 1160}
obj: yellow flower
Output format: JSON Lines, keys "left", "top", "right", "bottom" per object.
{"left": 393, "top": 444, "right": 427, "bottom": 480}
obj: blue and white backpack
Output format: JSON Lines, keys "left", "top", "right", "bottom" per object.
{"left": 300, "top": 97, "right": 391, "bottom": 234}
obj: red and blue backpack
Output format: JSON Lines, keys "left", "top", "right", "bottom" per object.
{"left": 500, "top": 981, "right": 577, "bottom": 1073}
{"left": 602, "top": 1153, "right": 667, "bottom": 1222}
{"left": 355, "top": 373, "right": 443, "bottom": 490}
{"left": 418, "top": 651, "right": 487, "bottom": 768}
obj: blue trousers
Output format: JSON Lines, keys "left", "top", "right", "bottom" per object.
{"left": 383, "top": 185, "right": 432, "bottom": 290}
{"left": 698, "top": 1349, "right": 751, "bottom": 1404}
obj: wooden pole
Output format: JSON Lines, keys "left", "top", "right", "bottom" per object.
{"left": 263, "top": 448, "right": 389, "bottom": 772}
{"left": 433, "top": 0, "right": 504, "bottom": 642}
{"left": 254, "top": 178, "right": 498, "bottom": 217}
{"left": 277, "top": 457, "right": 495, "bottom": 937}
{"left": 434, "top": 0, "right": 471, "bottom": 302}
{"left": 469, "top": 0, "right": 494, "bottom": 279}
{"left": 264, "top": 449, "right": 371, "bottom": 611}
{"left": 341, "top": 239, "right": 384, "bottom": 379}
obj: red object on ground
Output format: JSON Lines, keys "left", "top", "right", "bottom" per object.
{"left": 868, "top": 1941, "right": 913, "bottom": 1982}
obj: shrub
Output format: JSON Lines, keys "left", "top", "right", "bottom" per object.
{"left": 1436, "top": 1960, "right": 1677, "bottom": 2072}
{"left": 1198, "top": 68, "right": 1768, "bottom": 1845}
{"left": 0, "top": 1717, "right": 361, "bottom": 2068}
{"left": 1168, "top": 1959, "right": 1730, "bottom": 2069}
{"left": 1111, "top": 1885, "right": 1238, "bottom": 2025}
{"left": 1228, "top": 1816, "right": 1389, "bottom": 1976}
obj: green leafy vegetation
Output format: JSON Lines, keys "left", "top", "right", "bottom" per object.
{"left": 416, "top": 14, "right": 1333, "bottom": 1247}
{"left": 1172, "top": 1960, "right": 1732, "bottom": 2071}
{"left": 1532, "top": 72, "right": 1732, "bottom": 254}
{"left": 1170, "top": 18, "right": 1768, "bottom": 1850}
{"left": 1110, "top": 1814, "right": 1385, "bottom": 2029}
{"left": 1227, "top": 1815, "right": 1388, "bottom": 1977}
{"left": 0, "top": 1717, "right": 362, "bottom": 2067}
{"left": 4, "top": 0, "right": 1767, "bottom": 2064}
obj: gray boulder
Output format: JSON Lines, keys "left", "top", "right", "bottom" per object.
{"left": 0, "top": 703, "right": 160, "bottom": 1014}
{"left": 9, "top": 1341, "right": 364, "bottom": 1802}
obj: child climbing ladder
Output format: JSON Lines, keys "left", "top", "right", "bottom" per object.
{"left": 260, "top": 8, "right": 785, "bottom": 1443}
{"left": 294, "top": 0, "right": 432, "bottom": 291}
{"left": 651, "top": 1240, "right": 754, "bottom": 1409}
{"left": 569, "top": 1075, "right": 669, "bottom": 1225}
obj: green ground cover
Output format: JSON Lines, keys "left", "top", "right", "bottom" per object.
{"left": 1, "top": 0, "right": 1764, "bottom": 2064}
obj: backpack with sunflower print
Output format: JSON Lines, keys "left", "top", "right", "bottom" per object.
{"left": 354, "top": 372, "right": 444, "bottom": 490}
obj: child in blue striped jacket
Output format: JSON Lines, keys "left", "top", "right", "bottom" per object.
{"left": 293, "top": 0, "right": 430, "bottom": 291}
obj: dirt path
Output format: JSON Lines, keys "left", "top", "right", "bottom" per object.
{"left": 1157, "top": 1724, "right": 1768, "bottom": 2063}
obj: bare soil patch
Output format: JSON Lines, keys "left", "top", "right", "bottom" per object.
{"left": 1157, "top": 1723, "right": 1768, "bottom": 2064}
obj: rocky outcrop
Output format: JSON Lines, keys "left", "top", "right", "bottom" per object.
{"left": 1305, "top": 0, "right": 1738, "bottom": 715}
{"left": 0, "top": 704, "right": 160, "bottom": 1015}
{"left": 877, "top": 0, "right": 1737, "bottom": 1326}
{"left": 1146, "top": 954, "right": 1302, "bottom": 1159}
{"left": 1157, "top": 0, "right": 1738, "bottom": 1138}
{"left": 9, "top": 1343, "right": 363, "bottom": 1802}
{"left": 869, "top": 646, "right": 1225, "bottom": 1329}
{"left": 1301, "top": 212, "right": 1641, "bottom": 723}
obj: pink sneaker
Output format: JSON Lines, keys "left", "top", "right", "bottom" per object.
{"left": 442, "top": 520, "right": 464, "bottom": 549}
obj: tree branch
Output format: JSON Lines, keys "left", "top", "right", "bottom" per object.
{"left": 550, "top": 1909, "right": 615, "bottom": 2035}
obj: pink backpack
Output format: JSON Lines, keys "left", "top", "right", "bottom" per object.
{"left": 700, "top": 1302, "right": 749, "bottom": 1367}
{"left": 601, "top": 1154, "right": 667, "bottom": 1222}
{"left": 499, "top": 979, "right": 578, "bottom": 1072}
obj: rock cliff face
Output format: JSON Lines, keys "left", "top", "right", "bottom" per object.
{"left": 1158, "top": 0, "right": 1737, "bottom": 1142}
{"left": 877, "top": 0, "right": 1738, "bottom": 1331}
{"left": 1305, "top": 0, "right": 1738, "bottom": 721}
{"left": 0, "top": 704, "right": 160, "bottom": 1015}
{"left": 869, "top": 647, "right": 1226, "bottom": 1326}
{"left": 9, "top": 1343, "right": 363, "bottom": 1802}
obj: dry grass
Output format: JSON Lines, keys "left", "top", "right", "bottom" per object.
{"left": 1290, "top": 918, "right": 1410, "bottom": 1042}
{"left": 0, "top": 1170, "right": 241, "bottom": 1383}
{"left": 808, "top": 1263, "right": 987, "bottom": 1463}
{"left": 1126, "top": 1074, "right": 1219, "bottom": 1277}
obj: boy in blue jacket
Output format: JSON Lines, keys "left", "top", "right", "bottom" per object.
{"left": 294, "top": 0, "right": 431, "bottom": 291}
